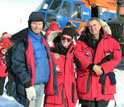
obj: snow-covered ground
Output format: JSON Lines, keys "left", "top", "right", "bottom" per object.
{"left": 0, "top": 57, "right": 124, "bottom": 107}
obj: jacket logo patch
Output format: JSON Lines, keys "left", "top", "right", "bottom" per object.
{"left": 54, "top": 53, "right": 60, "bottom": 59}
{"left": 86, "top": 51, "right": 90, "bottom": 56}
{"left": 86, "top": 51, "right": 91, "bottom": 60}
{"left": 56, "top": 65, "right": 60, "bottom": 71}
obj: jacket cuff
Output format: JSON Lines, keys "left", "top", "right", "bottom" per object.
{"left": 24, "top": 81, "right": 31, "bottom": 88}
{"left": 101, "top": 67, "right": 105, "bottom": 75}
{"left": 87, "top": 63, "right": 95, "bottom": 70}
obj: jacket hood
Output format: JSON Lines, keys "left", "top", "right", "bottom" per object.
{"left": 10, "top": 28, "right": 28, "bottom": 43}
{"left": 78, "top": 19, "right": 112, "bottom": 36}
{"left": 47, "top": 30, "right": 62, "bottom": 47}
{"left": 47, "top": 30, "right": 77, "bottom": 47}
{"left": 78, "top": 25, "right": 112, "bottom": 50}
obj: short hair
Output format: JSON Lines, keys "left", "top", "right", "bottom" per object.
{"left": 87, "top": 17, "right": 101, "bottom": 26}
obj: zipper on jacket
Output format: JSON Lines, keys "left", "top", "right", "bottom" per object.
{"left": 64, "top": 56, "right": 67, "bottom": 75}
{"left": 91, "top": 49, "right": 95, "bottom": 62}
{"left": 86, "top": 73, "right": 91, "bottom": 93}
{"left": 63, "top": 56, "right": 67, "bottom": 106}
{"left": 61, "top": 83, "right": 64, "bottom": 104}
{"left": 72, "top": 82, "right": 75, "bottom": 103}
{"left": 65, "top": 99, "right": 66, "bottom": 106}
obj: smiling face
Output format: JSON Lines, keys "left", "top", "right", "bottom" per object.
{"left": 30, "top": 21, "right": 43, "bottom": 36}
{"left": 88, "top": 20, "right": 101, "bottom": 40}
{"left": 61, "top": 35, "right": 72, "bottom": 47}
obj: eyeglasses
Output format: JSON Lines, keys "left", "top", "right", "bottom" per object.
{"left": 61, "top": 36, "right": 72, "bottom": 42}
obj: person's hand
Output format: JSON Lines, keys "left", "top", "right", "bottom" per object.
{"left": 25, "top": 86, "right": 36, "bottom": 100}
{"left": 93, "top": 65, "right": 103, "bottom": 76}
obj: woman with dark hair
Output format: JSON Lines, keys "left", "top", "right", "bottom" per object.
{"left": 44, "top": 26, "right": 80, "bottom": 107}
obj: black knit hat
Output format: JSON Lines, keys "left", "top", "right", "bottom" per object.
{"left": 28, "top": 12, "right": 45, "bottom": 28}
{"left": 61, "top": 27, "right": 76, "bottom": 38}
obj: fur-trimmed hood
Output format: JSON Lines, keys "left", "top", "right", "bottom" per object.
{"left": 78, "top": 19, "right": 112, "bottom": 36}
{"left": 78, "top": 20, "right": 112, "bottom": 50}
{"left": 47, "top": 30, "right": 62, "bottom": 47}
{"left": 47, "top": 30, "right": 77, "bottom": 47}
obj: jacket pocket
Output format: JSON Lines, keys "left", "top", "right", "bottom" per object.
{"left": 77, "top": 72, "right": 91, "bottom": 94}
{"left": 45, "top": 83, "right": 64, "bottom": 105}
{"left": 56, "top": 71, "right": 63, "bottom": 87}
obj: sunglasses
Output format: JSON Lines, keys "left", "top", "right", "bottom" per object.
{"left": 61, "top": 36, "right": 72, "bottom": 42}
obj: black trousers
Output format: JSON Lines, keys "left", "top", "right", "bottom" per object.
{"left": 0, "top": 77, "right": 6, "bottom": 95}
{"left": 79, "top": 99, "right": 109, "bottom": 107}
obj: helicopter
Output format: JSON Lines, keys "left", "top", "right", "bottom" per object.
{"left": 37, "top": 0, "right": 118, "bottom": 33}
{"left": 107, "top": 0, "right": 124, "bottom": 55}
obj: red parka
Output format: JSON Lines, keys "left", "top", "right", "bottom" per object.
{"left": 74, "top": 28, "right": 122, "bottom": 101}
{"left": 0, "top": 35, "right": 11, "bottom": 77}
{"left": 44, "top": 37, "right": 78, "bottom": 107}
{"left": 45, "top": 22, "right": 62, "bottom": 38}
{"left": 0, "top": 43, "right": 8, "bottom": 77}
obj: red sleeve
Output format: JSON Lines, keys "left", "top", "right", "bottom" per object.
{"left": 101, "top": 39, "right": 122, "bottom": 73}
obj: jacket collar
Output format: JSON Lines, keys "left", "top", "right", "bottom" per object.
{"left": 10, "top": 28, "right": 28, "bottom": 43}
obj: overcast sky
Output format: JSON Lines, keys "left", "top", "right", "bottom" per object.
{"left": 0, "top": 0, "right": 42, "bottom": 36}
{"left": 0, "top": 0, "right": 39, "bottom": 4}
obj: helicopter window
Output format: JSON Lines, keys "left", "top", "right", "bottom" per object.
{"left": 38, "top": 0, "right": 51, "bottom": 11}
{"left": 103, "top": 12, "right": 107, "bottom": 20}
{"left": 46, "top": 14, "right": 56, "bottom": 26}
{"left": 48, "top": 0, "right": 62, "bottom": 13}
{"left": 110, "top": 13, "right": 114, "bottom": 19}
{"left": 71, "top": 3, "right": 82, "bottom": 19}
{"left": 60, "top": 1, "right": 71, "bottom": 17}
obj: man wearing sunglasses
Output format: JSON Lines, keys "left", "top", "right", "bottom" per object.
{"left": 44, "top": 26, "right": 81, "bottom": 107}
{"left": 74, "top": 17, "right": 122, "bottom": 107}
